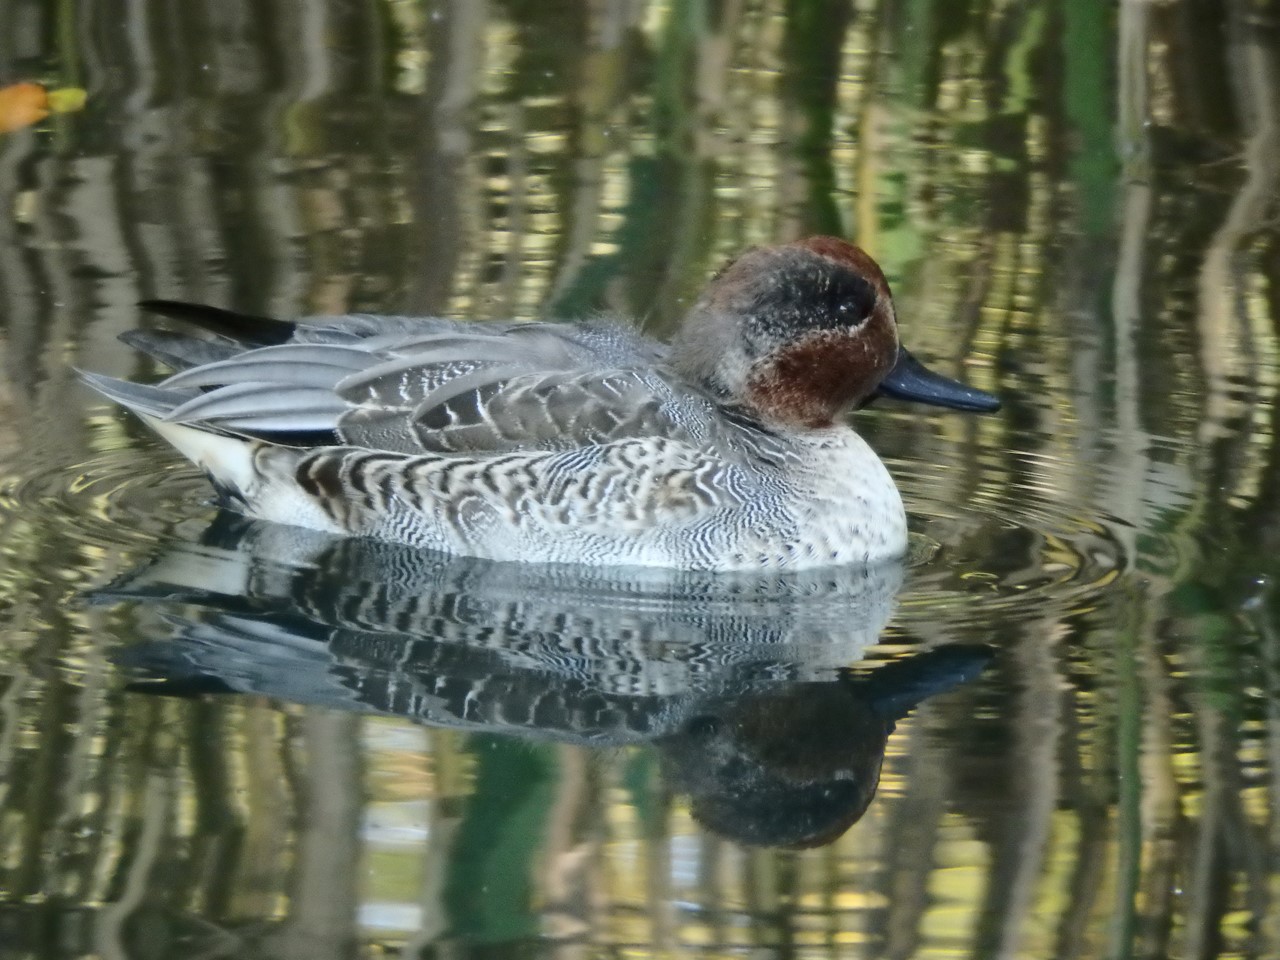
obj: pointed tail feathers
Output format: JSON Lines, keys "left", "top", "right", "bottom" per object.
{"left": 77, "top": 370, "right": 196, "bottom": 419}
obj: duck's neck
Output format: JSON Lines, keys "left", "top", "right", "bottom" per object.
{"left": 669, "top": 307, "right": 751, "bottom": 398}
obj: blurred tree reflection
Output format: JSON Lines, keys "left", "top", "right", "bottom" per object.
{"left": 0, "top": 0, "right": 1277, "bottom": 957}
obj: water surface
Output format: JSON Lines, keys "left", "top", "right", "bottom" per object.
{"left": 0, "top": 1, "right": 1278, "bottom": 958}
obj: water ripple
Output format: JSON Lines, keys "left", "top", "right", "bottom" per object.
{"left": 0, "top": 441, "right": 214, "bottom": 553}
{"left": 895, "top": 452, "right": 1128, "bottom": 630}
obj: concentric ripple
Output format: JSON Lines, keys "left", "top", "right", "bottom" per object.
{"left": 0, "top": 433, "right": 215, "bottom": 556}
{"left": 892, "top": 448, "right": 1134, "bottom": 634}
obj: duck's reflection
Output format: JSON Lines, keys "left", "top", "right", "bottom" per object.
{"left": 108, "top": 513, "right": 990, "bottom": 848}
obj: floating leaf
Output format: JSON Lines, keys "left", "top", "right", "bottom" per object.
{"left": 0, "top": 82, "right": 50, "bottom": 133}
{"left": 47, "top": 87, "right": 87, "bottom": 115}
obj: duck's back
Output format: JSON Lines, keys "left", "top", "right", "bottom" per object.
{"left": 89, "top": 304, "right": 715, "bottom": 455}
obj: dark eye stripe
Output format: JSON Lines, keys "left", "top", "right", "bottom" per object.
{"left": 752, "top": 259, "right": 876, "bottom": 334}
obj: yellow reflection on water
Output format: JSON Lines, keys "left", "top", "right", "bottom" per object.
{"left": 0, "top": 0, "right": 1276, "bottom": 957}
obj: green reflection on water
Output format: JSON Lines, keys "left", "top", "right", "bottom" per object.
{"left": 446, "top": 737, "right": 557, "bottom": 942}
{"left": 0, "top": 0, "right": 1277, "bottom": 957}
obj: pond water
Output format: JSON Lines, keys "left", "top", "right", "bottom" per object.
{"left": 1, "top": 1, "right": 1278, "bottom": 958}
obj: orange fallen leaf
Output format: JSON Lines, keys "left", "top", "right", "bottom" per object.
{"left": 0, "top": 82, "right": 50, "bottom": 133}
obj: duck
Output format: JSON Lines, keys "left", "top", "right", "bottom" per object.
{"left": 80, "top": 236, "right": 999, "bottom": 571}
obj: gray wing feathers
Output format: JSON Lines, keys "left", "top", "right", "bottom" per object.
{"left": 335, "top": 406, "right": 421, "bottom": 452}
{"left": 119, "top": 330, "right": 241, "bottom": 370}
{"left": 165, "top": 382, "right": 349, "bottom": 432}
{"left": 77, "top": 371, "right": 197, "bottom": 418}
{"left": 338, "top": 357, "right": 527, "bottom": 406}
{"left": 289, "top": 314, "right": 462, "bottom": 344}
{"left": 90, "top": 312, "right": 713, "bottom": 454}
{"left": 161, "top": 344, "right": 372, "bottom": 389}
{"left": 407, "top": 370, "right": 692, "bottom": 454}
{"left": 336, "top": 361, "right": 536, "bottom": 454}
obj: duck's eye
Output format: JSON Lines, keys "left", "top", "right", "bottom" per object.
{"left": 818, "top": 268, "right": 875, "bottom": 329}
{"left": 829, "top": 295, "right": 865, "bottom": 328}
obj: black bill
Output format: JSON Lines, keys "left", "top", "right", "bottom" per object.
{"left": 873, "top": 346, "right": 1001, "bottom": 412}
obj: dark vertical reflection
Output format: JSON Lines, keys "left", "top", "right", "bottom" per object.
{"left": 185, "top": 701, "right": 244, "bottom": 921}
{"left": 780, "top": 0, "right": 852, "bottom": 235}
{"left": 0, "top": 0, "right": 1275, "bottom": 955}
{"left": 405, "top": 0, "right": 483, "bottom": 313}
{"left": 274, "top": 712, "right": 362, "bottom": 960}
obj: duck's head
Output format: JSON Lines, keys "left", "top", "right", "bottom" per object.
{"left": 671, "top": 236, "right": 1000, "bottom": 428}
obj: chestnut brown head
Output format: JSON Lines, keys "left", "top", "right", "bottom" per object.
{"left": 671, "top": 236, "right": 999, "bottom": 428}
